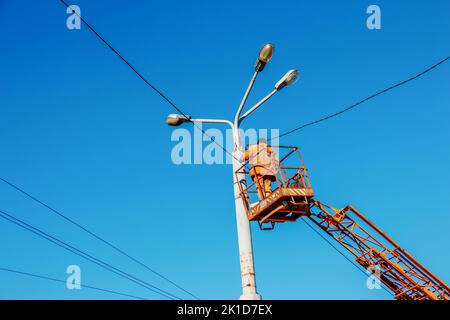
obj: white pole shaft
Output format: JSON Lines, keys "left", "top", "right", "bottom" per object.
{"left": 232, "top": 131, "right": 261, "bottom": 300}
{"left": 188, "top": 118, "right": 261, "bottom": 299}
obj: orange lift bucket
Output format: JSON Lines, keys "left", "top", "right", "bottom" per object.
{"left": 236, "top": 146, "right": 314, "bottom": 228}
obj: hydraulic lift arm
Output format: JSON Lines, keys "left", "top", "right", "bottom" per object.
{"left": 307, "top": 199, "right": 450, "bottom": 300}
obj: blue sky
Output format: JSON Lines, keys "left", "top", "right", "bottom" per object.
{"left": 0, "top": 0, "right": 449, "bottom": 299}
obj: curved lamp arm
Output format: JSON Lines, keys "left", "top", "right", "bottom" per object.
{"left": 190, "top": 118, "right": 234, "bottom": 129}
{"left": 239, "top": 89, "right": 277, "bottom": 124}
{"left": 234, "top": 71, "right": 258, "bottom": 127}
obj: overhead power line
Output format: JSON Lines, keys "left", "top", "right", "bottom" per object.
{"left": 272, "top": 56, "right": 450, "bottom": 140}
{"left": 60, "top": 0, "right": 449, "bottom": 148}
{"left": 58, "top": 0, "right": 237, "bottom": 162}
{"left": 0, "top": 208, "right": 181, "bottom": 300}
{"left": 0, "top": 176, "right": 199, "bottom": 300}
{"left": 300, "top": 218, "right": 394, "bottom": 297}
{"left": 0, "top": 267, "right": 147, "bottom": 300}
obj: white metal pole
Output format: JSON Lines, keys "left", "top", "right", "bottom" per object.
{"left": 190, "top": 118, "right": 261, "bottom": 299}
{"left": 230, "top": 70, "right": 261, "bottom": 300}
{"left": 232, "top": 127, "right": 261, "bottom": 300}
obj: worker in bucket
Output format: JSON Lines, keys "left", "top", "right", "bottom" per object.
{"left": 243, "top": 138, "right": 279, "bottom": 200}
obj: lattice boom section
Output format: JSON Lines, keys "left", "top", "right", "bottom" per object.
{"left": 307, "top": 200, "right": 450, "bottom": 300}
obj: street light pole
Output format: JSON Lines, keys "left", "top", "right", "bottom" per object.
{"left": 231, "top": 70, "right": 299, "bottom": 299}
{"left": 182, "top": 116, "right": 261, "bottom": 299}
{"left": 189, "top": 118, "right": 261, "bottom": 300}
{"left": 165, "top": 43, "right": 299, "bottom": 300}
{"left": 232, "top": 72, "right": 261, "bottom": 298}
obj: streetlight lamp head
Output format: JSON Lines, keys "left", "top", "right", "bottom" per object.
{"left": 258, "top": 43, "right": 274, "bottom": 63}
{"left": 165, "top": 114, "right": 191, "bottom": 126}
{"left": 254, "top": 43, "right": 275, "bottom": 72}
{"left": 275, "top": 69, "right": 299, "bottom": 91}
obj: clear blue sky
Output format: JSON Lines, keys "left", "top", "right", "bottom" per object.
{"left": 0, "top": 0, "right": 449, "bottom": 299}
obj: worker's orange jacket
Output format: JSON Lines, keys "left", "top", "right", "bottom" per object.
{"left": 243, "top": 143, "right": 277, "bottom": 178}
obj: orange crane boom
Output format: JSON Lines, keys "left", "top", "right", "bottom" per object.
{"left": 307, "top": 200, "right": 450, "bottom": 300}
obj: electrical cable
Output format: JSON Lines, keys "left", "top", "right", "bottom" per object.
{"left": 272, "top": 56, "right": 450, "bottom": 140}
{"left": 0, "top": 177, "right": 199, "bottom": 300}
{"left": 0, "top": 208, "right": 181, "bottom": 300}
{"left": 301, "top": 218, "right": 394, "bottom": 297}
{"left": 59, "top": 0, "right": 238, "bottom": 162}
{"left": 0, "top": 267, "right": 147, "bottom": 300}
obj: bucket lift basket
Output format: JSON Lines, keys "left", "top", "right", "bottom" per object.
{"left": 235, "top": 146, "right": 314, "bottom": 225}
